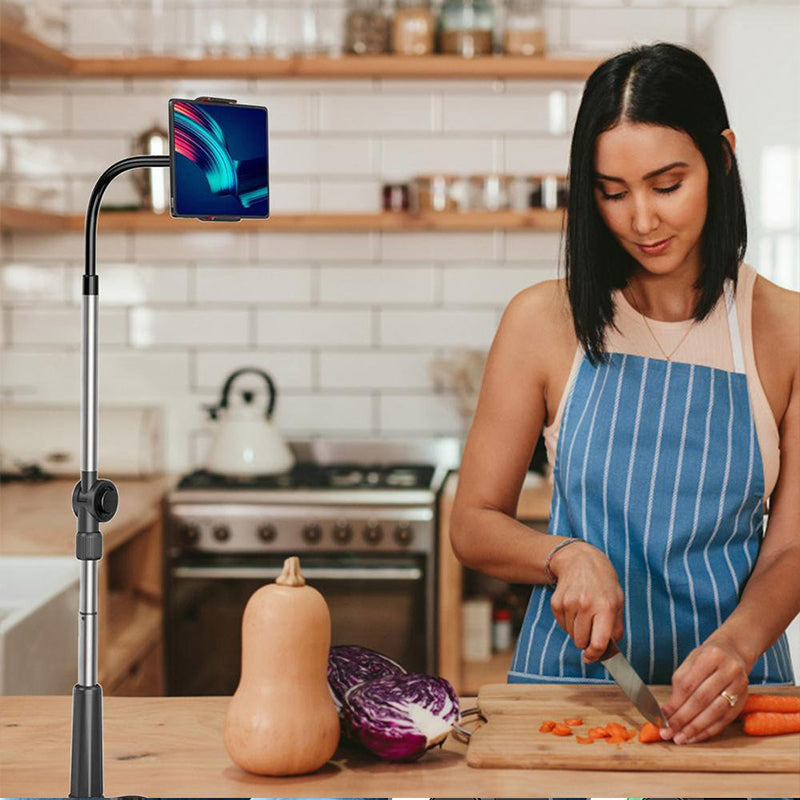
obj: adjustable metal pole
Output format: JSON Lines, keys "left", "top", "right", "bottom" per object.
{"left": 70, "top": 155, "right": 170, "bottom": 800}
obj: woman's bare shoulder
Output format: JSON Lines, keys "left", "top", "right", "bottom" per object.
{"left": 503, "top": 278, "right": 573, "bottom": 334}
{"left": 497, "top": 279, "right": 577, "bottom": 399}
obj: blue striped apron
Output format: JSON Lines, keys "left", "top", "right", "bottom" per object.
{"left": 510, "top": 279, "right": 794, "bottom": 685}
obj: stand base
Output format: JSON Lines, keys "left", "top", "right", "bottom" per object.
{"left": 68, "top": 795, "right": 148, "bottom": 799}
{"left": 70, "top": 684, "right": 103, "bottom": 799}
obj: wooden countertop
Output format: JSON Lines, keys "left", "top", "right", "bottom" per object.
{"left": 0, "top": 474, "right": 178, "bottom": 556}
{"left": 2, "top": 696, "right": 797, "bottom": 797}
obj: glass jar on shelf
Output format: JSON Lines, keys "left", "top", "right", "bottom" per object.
{"left": 503, "top": 0, "right": 546, "bottom": 56}
{"left": 410, "top": 174, "right": 463, "bottom": 213}
{"left": 344, "top": 0, "right": 389, "bottom": 54}
{"left": 468, "top": 174, "right": 513, "bottom": 211}
{"left": 528, "top": 173, "right": 568, "bottom": 210}
{"left": 438, "top": 0, "right": 495, "bottom": 58}
{"left": 382, "top": 182, "right": 410, "bottom": 212}
{"left": 392, "top": 0, "right": 435, "bottom": 56}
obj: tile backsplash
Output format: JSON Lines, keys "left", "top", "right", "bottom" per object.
{"left": 0, "top": 0, "right": 734, "bottom": 471}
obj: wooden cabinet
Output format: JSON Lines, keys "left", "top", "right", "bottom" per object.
{"left": 100, "top": 515, "right": 165, "bottom": 694}
{"left": 437, "top": 472, "right": 552, "bottom": 694}
{"left": 108, "top": 640, "right": 165, "bottom": 696}
{"left": 0, "top": 474, "right": 173, "bottom": 696}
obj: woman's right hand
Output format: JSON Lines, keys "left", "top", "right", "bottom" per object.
{"left": 548, "top": 541, "right": 625, "bottom": 663}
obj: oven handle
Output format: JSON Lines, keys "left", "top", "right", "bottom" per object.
{"left": 172, "top": 565, "right": 423, "bottom": 581}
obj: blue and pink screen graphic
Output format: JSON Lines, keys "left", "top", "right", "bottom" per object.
{"left": 172, "top": 100, "right": 269, "bottom": 217}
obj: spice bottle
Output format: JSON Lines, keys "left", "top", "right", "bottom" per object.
{"left": 503, "top": 0, "right": 546, "bottom": 56}
{"left": 345, "top": 0, "right": 389, "bottom": 54}
{"left": 492, "top": 607, "right": 513, "bottom": 652}
{"left": 392, "top": 0, "right": 435, "bottom": 55}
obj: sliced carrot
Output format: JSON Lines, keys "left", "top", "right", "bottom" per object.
{"left": 742, "top": 711, "right": 800, "bottom": 736}
{"left": 575, "top": 735, "right": 594, "bottom": 744}
{"left": 540, "top": 720, "right": 556, "bottom": 733}
{"left": 639, "top": 722, "right": 661, "bottom": 743}
{"left": 564, "top": 717, "right": 583, "bottom": 726}
{"left": 588, "top": 727, "right": 609, "bottom": 738}
{"left": 741, "top": 694, "right": 800, "bottom": 715}
{"left": 626, "top": 728, "right": 637, "bottom": 740}
{"left": 552, "top": 723, "right": 573, "bottom": 736}
{"left": 606, "top": 734, "right": 627, "bottom": 743}
{"left": 605, "top": 722, "right": 628, "bottom": 737}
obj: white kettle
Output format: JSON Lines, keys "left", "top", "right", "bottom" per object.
{"left": 205, "top": 368, "right": 295, "bottom": 476}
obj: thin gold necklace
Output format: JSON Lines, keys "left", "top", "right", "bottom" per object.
{"left": 626, "top": 282, "right": 696, "bottom": 362}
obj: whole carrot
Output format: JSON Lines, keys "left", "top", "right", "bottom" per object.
{"left": 741, "top": 694, "right": 800, "bottom": 714}
{"left": 742, "top": 711, "right": 800, "bottom": 736}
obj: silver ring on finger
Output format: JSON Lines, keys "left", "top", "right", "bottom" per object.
{"left": 720, "top": 689, "right": 738, "bottom": 708}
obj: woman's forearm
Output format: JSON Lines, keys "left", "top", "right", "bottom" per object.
{"left": 449, "top": 505, "right": 569, "bottom": 585}
{"left": 711, "top": 545, "right": 800, "bottom": 673}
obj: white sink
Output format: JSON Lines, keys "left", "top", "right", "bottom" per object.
{"left": 0, "top": 556, "right": 81, "bottom": 694}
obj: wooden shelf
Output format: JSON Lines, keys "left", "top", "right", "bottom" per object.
{"left": 1, "top": 21, "right": 599, "bottom": 79}
{"left": 0, "top": 19, "right": 73, "bottom": 75}
{"left": 1, "top": 204, "right": 566, "bottom": 233}
{"left": 70, "top": 53, "right": 600, "bottom": 80}
{"left": 0, "top": 204, "right": 73, "bottom": 232}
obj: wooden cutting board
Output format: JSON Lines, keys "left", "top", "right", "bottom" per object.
{"left": 466, "top": 683, "right": 800, "bottom": 772}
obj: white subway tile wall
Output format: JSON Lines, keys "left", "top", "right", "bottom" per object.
{"left": 0, "top": 0, "right": 733, "bottom": 470}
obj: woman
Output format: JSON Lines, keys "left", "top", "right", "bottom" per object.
{"left": 450, "top": 42, "right": 799, "bottom": 747}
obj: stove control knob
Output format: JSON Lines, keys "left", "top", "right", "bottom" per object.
{"left": 257, "top": 524, "right": 277, "bottom": 543}
{"left": 212, "top": 525, "right": 230, "bottom": 542}
{"left": 303, "top": 523, "right": 323, "bottom": 544}
{"left": 363, "top": 521, "right": 384, "bottom": 545}
{"left": 394, "top": 523, "right": 414, "bottom": 546}
{"left": 179, "top": 524, "right": 200, "bottom": 545}
{"left": 332, "top": 521, "right": 353, "bottom": 544}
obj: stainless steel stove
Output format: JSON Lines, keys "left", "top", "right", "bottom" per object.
{"left": 163, "top": 438, "right": 459, "bottom": 695}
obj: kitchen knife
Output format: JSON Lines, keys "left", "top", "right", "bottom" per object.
{"left": 599, "top": 640, "right": 666, "bottom": 728}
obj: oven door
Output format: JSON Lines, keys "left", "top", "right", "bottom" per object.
{"left": 166, "top": 553, "right": 428, "bottom": 696}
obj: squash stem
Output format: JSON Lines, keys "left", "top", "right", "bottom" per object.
{"left": 276, "top": 555, "right": 306, "bottom": 586}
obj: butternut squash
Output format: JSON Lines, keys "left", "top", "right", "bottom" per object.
{"left": 223, "top": 556, "right": 340, "bottom": 775}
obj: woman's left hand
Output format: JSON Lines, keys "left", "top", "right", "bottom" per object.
{"left": 660, "top": 634, "right": 750, "bottom": 744}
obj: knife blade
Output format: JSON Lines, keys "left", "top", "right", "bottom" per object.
{"left": 599, "top": 640, "right": 666, "bottom": 728}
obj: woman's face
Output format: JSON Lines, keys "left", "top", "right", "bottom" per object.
{"left": 592, "top": 121, "right": 711, "bottom": 278}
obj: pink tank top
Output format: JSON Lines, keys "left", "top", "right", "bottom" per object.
{"left": 543, "top": 261, "right": 780, "bottom": 499}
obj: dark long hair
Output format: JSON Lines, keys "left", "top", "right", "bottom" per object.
{"left": 563, "top": 42, "right": 747, "bottom": 366}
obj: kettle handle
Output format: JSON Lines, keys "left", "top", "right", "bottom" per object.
{"left": 217, "top": 367, "right": 277, "bottom": 419}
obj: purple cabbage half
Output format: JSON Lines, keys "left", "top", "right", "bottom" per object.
{"left": 343, "top": 672, "right": 461, "bottom": 762}
{"left": 327, "top": 644, "right": 406, "bottom": 713}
